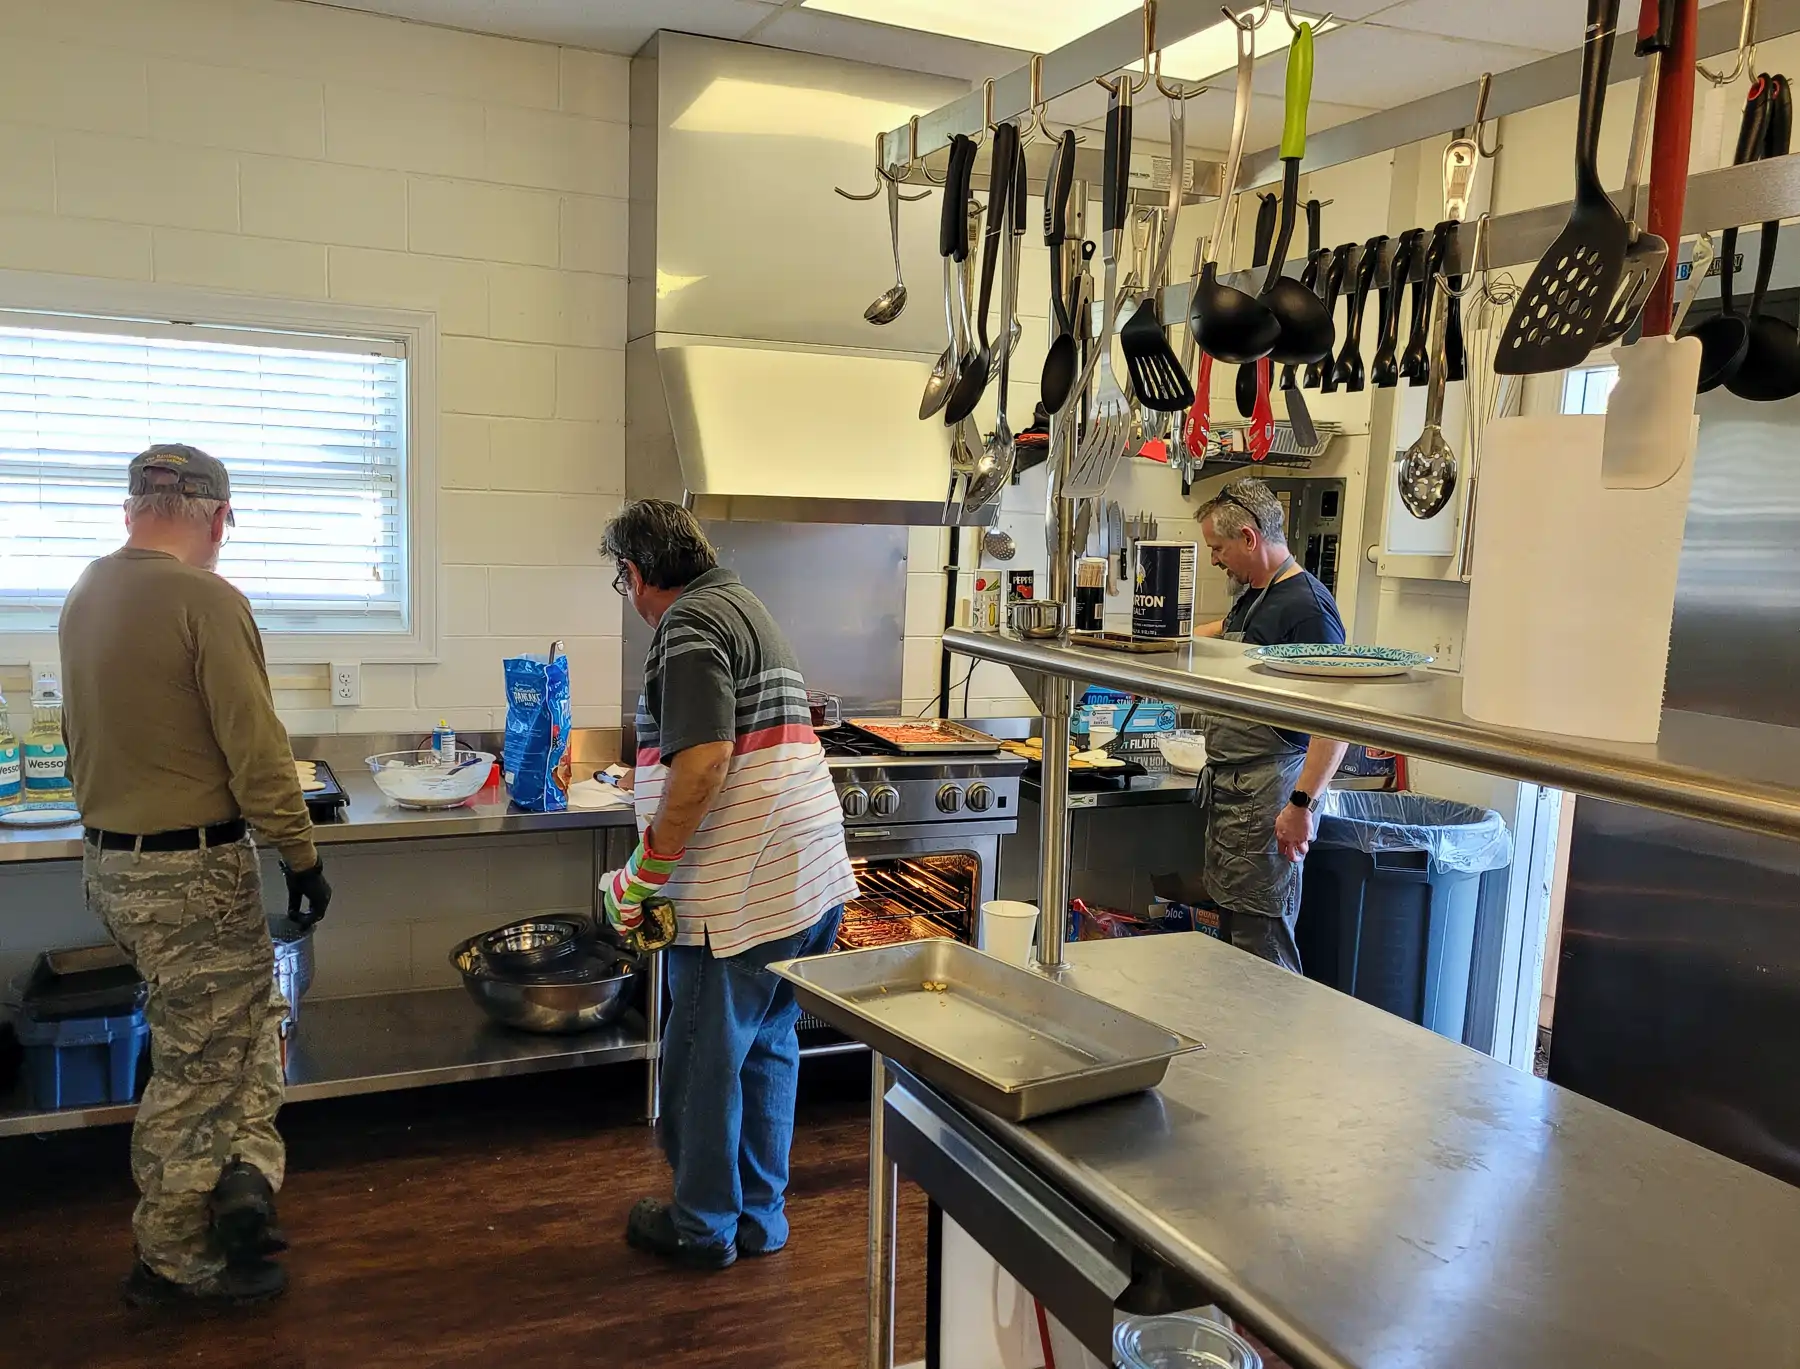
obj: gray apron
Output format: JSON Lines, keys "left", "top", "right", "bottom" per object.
{"left": 1198, "top": 559, "right": 1306, "bottom": 971}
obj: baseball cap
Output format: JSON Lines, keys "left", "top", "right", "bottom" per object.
{"left": 128, "top": 444, "right": 234, "bottom": 524}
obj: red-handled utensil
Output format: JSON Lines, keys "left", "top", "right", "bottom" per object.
{"left": 1186, "top": 351, "right": 1214, "bottom": 461}
{"left": 1248, "top": 358, "right": 1275, "bottom": 461}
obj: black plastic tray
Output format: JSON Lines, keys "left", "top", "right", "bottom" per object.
{"left": 299, "top": 758, "right": 349, "bottom": 820}
{"left": 20, "top": 945, "right": 146, "bottom": 1021}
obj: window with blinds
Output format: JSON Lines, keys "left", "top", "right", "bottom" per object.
{"left": 0, "top": 313, "right": 409, "bottom": 635}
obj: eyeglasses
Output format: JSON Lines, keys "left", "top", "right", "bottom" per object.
{"left": 611, "top": 561, "right": 633, "bottom": 596}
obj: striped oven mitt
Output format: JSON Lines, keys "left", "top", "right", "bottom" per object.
{"left": 601, "top": 838, "right": 682, "bottom": 954}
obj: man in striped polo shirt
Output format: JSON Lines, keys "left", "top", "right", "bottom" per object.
{"left": 600, "top": 500, "right": 856, "bottom": 1270}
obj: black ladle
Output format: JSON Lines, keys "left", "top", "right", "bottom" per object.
{"left": 1189, "top": 26, "right": 1280, "bottom": 367}
{"left": 1313, "top": 243, "right": 1353, "bottom": 392}
{"left": 1687, "top": 79, "right": 1769, "bottom": 392}
{"left": 1371, "top": 228, "right": 1420, "bottom": 389}
{"left": 1332, "top": 234, "right": 1384, "bottom": 392}
{"left": 1236, "top": 193, "right": 1281, "bottom": 417}
{"left": 1729, "top": 75, "right": 1800, "bottom": 401}
{"left": 1259, "top": 25, "right": 1334, "bottom": 367}
{"left": 1040, "top": 129, "right": 1081, "bottom": 415}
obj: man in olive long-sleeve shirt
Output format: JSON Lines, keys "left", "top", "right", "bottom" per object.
{"left": 59, "top": 445, "right": 331, "bottom": 1310}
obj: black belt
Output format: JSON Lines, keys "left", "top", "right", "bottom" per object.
{"left": 85, "top": 819, "right": 247, "bottom": 852}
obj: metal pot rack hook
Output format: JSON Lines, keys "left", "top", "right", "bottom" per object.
{"left": 1472, "top": 72, "right": 1502, "bottom": 159}
{"left": 1274, "top": 0, "right": 1335, "bottom": 32}
{"left": 1234, "top": 0, "right": 1335, "bottom": 35}
{"left": 1441, "top": 214, "right": 1517, "bottom": 308}
{"left": 975, "top": 78, "right": 996, "bottom": 145}
{"left": 1023, "top": 54, "right": 1091, "bottom": 145}
{"left": 1698, "top": 0, "right": 1758, "bottom": 85}
{"left": 834, "top": 131, "right": 933, "bottom": 201}
{"left": 1096, "top": 0, "right": 1160, "bottom": 96}
{"left": 905, "top": 115, "right": 948, "bottom": 186}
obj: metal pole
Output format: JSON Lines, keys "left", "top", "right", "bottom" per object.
{"left": 1037, "top": 675, "right": 1074, "bottom": 970}
{"left": 867, "top": 1053, "right": 898, "bottom": 1369}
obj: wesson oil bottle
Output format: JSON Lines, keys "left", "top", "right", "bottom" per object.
{"left": 23, "top": 676, "right": 72, "bottom": 803}
{"left": 0, "top": 688, "right": 20, "bottom": 809}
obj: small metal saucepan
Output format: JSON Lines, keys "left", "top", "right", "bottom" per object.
{"left": 1009, "top": 599, "right": 1067, "bottom": 639}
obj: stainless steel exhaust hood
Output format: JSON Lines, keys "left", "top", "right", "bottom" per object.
{"left": 627, "top": 34, "right": 974, "bottom": 525}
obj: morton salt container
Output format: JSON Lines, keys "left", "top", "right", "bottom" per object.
{"left": 1131, "top": 542, "right": 1198, "bottom": 641}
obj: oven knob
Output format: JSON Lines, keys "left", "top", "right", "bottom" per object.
{"left": 965, "top": 782, "right": 994, "bottom": 813}
{"left": 935, "top": 784, "right": 965, "bottom": 814}
{"left": 870, "top": 785, "right": 901, "bottom": 818}
{"left": 840, "top": 786, "right": 870, "bottom": 819}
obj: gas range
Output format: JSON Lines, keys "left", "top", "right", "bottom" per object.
{"left": 816, "top": 726, "right": 1025, "bottom": 833}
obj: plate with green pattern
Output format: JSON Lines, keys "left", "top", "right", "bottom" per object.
{"left": 1245, "top": 644, "right": 1433, "bottom": 679}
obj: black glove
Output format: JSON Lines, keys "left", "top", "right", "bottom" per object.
{"left": 281, "top": 858, "right": 332, "bottom": 929}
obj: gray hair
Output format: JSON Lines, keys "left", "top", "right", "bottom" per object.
{"left": 125, "top": 489, "right": 225, "bottom": 525}
{"left": 1196, "top": 477, "right": 1286, "bottom": 544}
{"left": 600, "top": 498, "right": 718, "bottom": 590}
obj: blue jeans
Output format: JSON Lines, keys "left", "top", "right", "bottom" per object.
{"left": 660, "top": 905, "right": 844, "bottom": 1250}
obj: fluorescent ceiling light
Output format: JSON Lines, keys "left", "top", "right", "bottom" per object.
{"left": 802, "top": 1, "right": 1331, "bottom": 84}
{"left": 802, "top": 0, "right": 1137, "bottom": 55}
{"left": 670, "top": 77, "right": 925, "bottom": 143}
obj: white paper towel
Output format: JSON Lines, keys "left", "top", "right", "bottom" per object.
{"left": 1463, "top": 414, "right": 1696, "bottom": 743}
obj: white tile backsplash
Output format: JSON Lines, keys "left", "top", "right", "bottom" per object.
{"left": 149, "top": 59, "right": 325, "bottom": 158}
{"left": 55, "top": 129, "right": 239, "bottom": 230}
{"left": 240, "top": 153, "right": 407, "bottom": 249}
{"left": 0, "top": 34, "right": 147, "bottom": 135}
{"left": 152, "top": 226, "right": 328, "bottom": 298}
{"left": 0, "top": 123, "right": 55, "bottom": 213}
{"left": 407, "top": 175, "right": 561, "bottom": 267}
{"left": 324, "top": 83, "right": 488, "bottom": 179}
{"left": 0, "top": 209, "right": 152, "bottom": 278}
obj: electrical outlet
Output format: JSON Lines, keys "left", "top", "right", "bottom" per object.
{"left": 330, "top": 662, "right": 360, "bottom": 707}
{"left": 28, "top": 660, "right": 59, "bottom": 699}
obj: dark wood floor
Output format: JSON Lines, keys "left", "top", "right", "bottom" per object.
{"left": 0, "top": 1056, "right": 927, "bottom": 1368}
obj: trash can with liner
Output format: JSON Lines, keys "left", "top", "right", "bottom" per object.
{"left": 1296, "top": 791, "right": 1513, "bottom": 1042}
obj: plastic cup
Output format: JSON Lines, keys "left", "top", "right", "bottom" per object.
{"left": 1113, "top": 1313, "right": 1262, "bottom": 1369}
{"left": 978, "top": 900, "right": 1040, "bottom": 966}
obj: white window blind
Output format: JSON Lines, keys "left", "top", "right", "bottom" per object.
{"left": 0, "top": 312, "right": 408, "bottom": 635}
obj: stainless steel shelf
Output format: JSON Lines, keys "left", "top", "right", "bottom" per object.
{"left": 946, "top": 628, "right": 1800, "bottom": 841}
{"left": 0, "top": 988, "right": 652, "bottom": 1138}
{"left": 0, "top": 772, "right": 636, "bottom": 865}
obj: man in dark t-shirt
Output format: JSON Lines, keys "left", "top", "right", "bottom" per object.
{"left": 1194, "top": 478, "right": 1348, "bottom": 972}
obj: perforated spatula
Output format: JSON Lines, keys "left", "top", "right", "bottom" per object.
{"left": 1496, "top": 0, "right": 1628, "bottom": 374}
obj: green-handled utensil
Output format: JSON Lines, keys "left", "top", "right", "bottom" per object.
{"left": 1259, "top": 23, "right": 1334, "bottom": 368}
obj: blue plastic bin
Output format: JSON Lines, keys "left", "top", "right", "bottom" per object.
{"left": 14, "top": 1009, "right": 149, "bottom": 1110}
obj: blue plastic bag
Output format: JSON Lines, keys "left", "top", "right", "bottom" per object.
{"left": 502, "top": 647, "right": 571, "bottom": 812}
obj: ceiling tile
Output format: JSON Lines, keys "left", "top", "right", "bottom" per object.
{"left": 1366, "top": 0, "right": 1584, "bottom": 51}
{"left": 1305, "top": 24, "right": 1552, "bottom": 108}
{"left": 753, "top": 7, "right": 1021, "bottom": 81}
{"left": 321, "top": 0, "right": 781, "bottom": 55}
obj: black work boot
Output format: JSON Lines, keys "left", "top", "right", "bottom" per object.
{"left": 122, "top": 1258, "right": 288, "bottom": 1309}
{"left": 208, "top": 1160, "right": 289, "bottom": 1262}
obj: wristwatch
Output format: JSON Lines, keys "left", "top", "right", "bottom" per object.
{"left": 1288, "top": 789, "right": 1319, "bottom": 812}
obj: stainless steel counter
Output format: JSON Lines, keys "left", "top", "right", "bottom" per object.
{"left": 1022, "top": 770, "right": 1200, "bottom": 809}
{"left": 946, "top": 628, "right": 1800, "bottom": 841}
{"left": 882, "top": 934, "right": 1800, "bottom": 1368}
{"left": 0, "top": 770, "right": 636, "bottom": 864}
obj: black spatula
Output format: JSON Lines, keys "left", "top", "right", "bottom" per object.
{"left": 1496, "top": 0, "right": 1628, "bottom": 374}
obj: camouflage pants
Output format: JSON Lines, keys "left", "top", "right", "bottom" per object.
{"left": 84, "top": 837, "right": 287, "bottom": 1285}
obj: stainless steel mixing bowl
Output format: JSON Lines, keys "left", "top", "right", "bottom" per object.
{"left": 450, "top": 935, "right": 640, "bottom": 1035}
